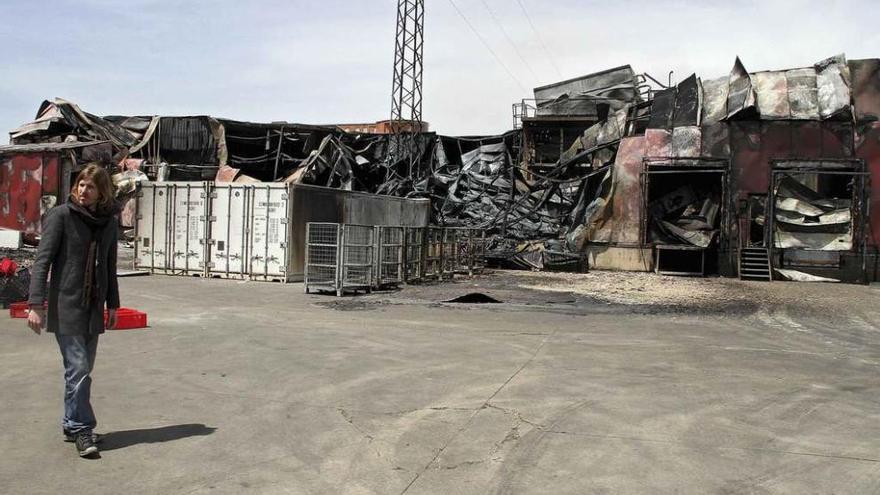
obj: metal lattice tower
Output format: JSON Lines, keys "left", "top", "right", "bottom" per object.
{"left": 388, "top": 0, "right": 425, "bottom": 177}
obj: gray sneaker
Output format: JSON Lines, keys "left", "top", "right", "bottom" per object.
{"left": 64, "top": 431, "right": 101, "bottom": 444}
{"left": 74, "top": 433, "right": 99, "bottom": 458}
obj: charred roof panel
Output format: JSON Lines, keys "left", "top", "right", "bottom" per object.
{"left": 786, "top": 68, "right": 820, "bottom": 120}
{"left": 727, "top": 57, "right": 758, "bottom": 119}
{"left": 753, "top": 71, "right": 790, "bottom": 119}
{"left": 815, "top": 55, "right": 852, "bottom": 119}
{"left": 672, "top": 74, "right": 701, "bottom": 127}
{"left": 533, "top": 65, "right": 639, "bottom": 118}
{"left": 700, "top": 76, "right": 728, "bottom": 125}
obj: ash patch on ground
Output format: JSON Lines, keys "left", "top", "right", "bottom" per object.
{"left": 352, "top": 269, "right": 878, "bottom": 320}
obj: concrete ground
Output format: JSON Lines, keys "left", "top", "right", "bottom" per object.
{"left": 2, "top": 270, "right": 880, "bottom": 494}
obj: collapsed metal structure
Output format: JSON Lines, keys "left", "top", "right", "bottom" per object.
{"left": 5, "top": 53, "right": 880, "bottom": 282}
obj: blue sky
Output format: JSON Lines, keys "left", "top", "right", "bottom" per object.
{"left": 1, "top": 0, "right": 878, "bottom": 138}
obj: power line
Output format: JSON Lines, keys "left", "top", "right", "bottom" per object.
{"left": 479, "top": 0, "right": 539, "bottom": 82}
{"left": 445, "top": 0, "right": 528, "bottom": 92}
{"left": 512, "top": 0, "right": 563, "bottom": 78}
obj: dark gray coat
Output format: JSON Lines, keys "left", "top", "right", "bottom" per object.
{"left": 29, "top": 203, "right": 120, "bottom": 335}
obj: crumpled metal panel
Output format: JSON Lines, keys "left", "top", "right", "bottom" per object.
{"left": 753, "top": 71, "right": 790, "bottom": 119}
{"left": 786, "top": 68, "right": 820, "bottom": 120}
{"left": 645, "top": 128, "right": 671, "bottom": 157}
{"left": 533, "top": 65, "right": 639, "bottom": 118}
{"left": 815, "top": 54, "right": 852, "bottom": 119}
{"left": 672, "top": 74, "right": 701, "bottom": 127}
{"left": 700, "top": 76, "right": 728, "bottom": 125}
{"left": 727, "top": 57, "right": 758, "bottom": 119}
{"left": 849, "top": 58, "right": 880, "bottom": 122}
{"left": 671, "top": 126, "right": 701, "bottom": 158}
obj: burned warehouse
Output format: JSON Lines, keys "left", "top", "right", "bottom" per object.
{"left": 3, "top": 53, "right": 880, "bottom": 283}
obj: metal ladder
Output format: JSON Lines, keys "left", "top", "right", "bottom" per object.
{"left": 739, "top": 247, "right": 772, "bottom": 281}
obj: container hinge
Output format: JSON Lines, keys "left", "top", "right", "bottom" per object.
{"left": 210, "top": 192, "right": 218, "bottom": 199}
{"left": 281, "top": 194, "right": 288, "bottom": 200}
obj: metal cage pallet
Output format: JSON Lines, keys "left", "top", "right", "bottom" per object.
{"left": 375, "top": 226, "right": 405, "bottom": 287}
{"left": 304, "top": 222, "right": 343, "bottom": 295}
{"left": 423, "top": 227, "right": 445, "bottom": 280}
{"left": 404, "top": 227, "right": 424, "bottom": 282}
{"left": 305, "top": 222, "right": 376, "bottom": 296}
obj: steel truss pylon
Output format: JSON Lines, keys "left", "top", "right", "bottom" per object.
{"left": 387, "top": 0, "right": 425, "bottom": 185}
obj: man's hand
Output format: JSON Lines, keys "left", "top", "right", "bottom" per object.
{"left": 107, "top": 309, "right": 117, "bottom": 330}
{"left": 27, "top": 307, "right": 45, "bottom": 335}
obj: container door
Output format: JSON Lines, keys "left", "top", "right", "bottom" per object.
{"left": 169, "top": 182, "right": 208, "bottom": 275}
{"left": 209, "top": 184, "right": 249, "bottom": 278}
{"left": 249, "top": 184, "right": 289, "bottom": 281}
{"left": 135, "top": 184, "right": 170, "bottom": 272}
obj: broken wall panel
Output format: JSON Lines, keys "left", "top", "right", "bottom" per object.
{"left": 645, "top": 128, "right": 672, "bottom": 157}
{"left": 591, "top": 136, "right": 646, "bottom": 245}
{"left": 671, "top": 126, "right": 701, "bottom": 158}
{"left": 700, "top": 123, "right": 730, "bottom": 158}
{"left": 849, "top": 58, "right": 880, "bottom": 122}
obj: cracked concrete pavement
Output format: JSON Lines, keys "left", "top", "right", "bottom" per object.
{"left": 2, "top": 272, "right": 880, "bottom": 494}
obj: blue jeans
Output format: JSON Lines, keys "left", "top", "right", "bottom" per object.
{"left": 55, "top": 333, "right": 99, "bottom": 435}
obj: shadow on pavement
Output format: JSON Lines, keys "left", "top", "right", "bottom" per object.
{"left": 100, "top": 424, "right": 217, "bottom": 451}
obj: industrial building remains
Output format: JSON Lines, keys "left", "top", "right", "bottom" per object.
{"left": 3, "top": 53, "right": 879, "bottom": 283}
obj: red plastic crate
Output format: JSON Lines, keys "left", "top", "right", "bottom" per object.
{"left": 9, "top": 302, "right": 147, "bottom": 330}
{"left": 106, "top": 308, "right": 148, "bottom": 330}
{"left": 9, "top": 301, "right": 44, "bottom": 318}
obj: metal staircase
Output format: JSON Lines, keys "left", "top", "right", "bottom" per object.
{"left": 739, "top": 247, "right": 772, "bottom": 281}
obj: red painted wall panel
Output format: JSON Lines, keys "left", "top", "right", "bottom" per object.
{"left": 0, "top": 152, "right": 61, "bottom": 234}
{"left": 856, "top": 122, "right": 880, "bottom": 248}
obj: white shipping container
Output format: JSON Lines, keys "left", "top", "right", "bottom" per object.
{"left": 207, "top": 183, "right": 292, "bottom": 282}
{"left": 135, "top": 182, "right": 209, "bottom": 275}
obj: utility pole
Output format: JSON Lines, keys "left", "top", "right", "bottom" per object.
{"left": 387, "top": 0, "right": 425, "bottom": 188}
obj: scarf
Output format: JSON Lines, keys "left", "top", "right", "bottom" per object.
{"left": 69, "top": 201, "right": 114, "bottom": 308}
